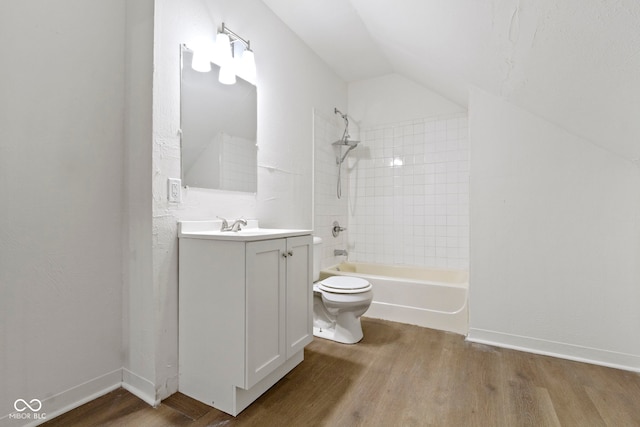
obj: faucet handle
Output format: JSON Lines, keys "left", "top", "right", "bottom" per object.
{"left": 217, "top": 216, "right": 231, "bottom": 231}
{"left": 231, "top": 217, "right": 248, "bottom": 232}
{"left": 332, "top": 220, "right": 346, "bottom": 237}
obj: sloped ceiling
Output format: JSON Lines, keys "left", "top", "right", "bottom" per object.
{"left": 262, "top": 0, "right": 640, "bottom": 162}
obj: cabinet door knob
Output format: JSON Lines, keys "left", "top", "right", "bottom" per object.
{"left": 282, "top": 250, "right": 293, "bottom": 258}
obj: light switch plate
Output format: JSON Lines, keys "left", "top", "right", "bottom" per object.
{"left": 168, "top": 178, "right": 182, "bottom": 203}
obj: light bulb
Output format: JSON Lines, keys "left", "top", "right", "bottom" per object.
{"left": 219, "top": 64, "right": 236, "bottom": 85}
{"left": 191, "top": 51, "right": 211, "bottom": 72}
{"left": 213, "top": 32, "right": 232, "bottom": 67}
{"left": 239, "top": 49, "right": 256, "bottom": 84}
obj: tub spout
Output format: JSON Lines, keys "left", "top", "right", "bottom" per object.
{"left": 334, "top": 249, "right": 348, "bottom": 256}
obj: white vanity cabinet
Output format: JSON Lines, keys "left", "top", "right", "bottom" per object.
{"left": 178, "top": 227, "right": 313, "bottom": 416}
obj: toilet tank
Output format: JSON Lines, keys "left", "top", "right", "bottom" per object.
{"left": 313, "top": 236, "right": 322, "bottom": 281}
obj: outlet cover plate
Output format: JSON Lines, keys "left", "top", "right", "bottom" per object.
{"left": 168, "top": 178, "right": 181, "bottom": 203}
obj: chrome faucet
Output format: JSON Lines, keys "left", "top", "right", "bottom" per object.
{"left": 334, "top": 249, "right": 348, "bottom": 256}
{"left": 217, "top": 216, "right": 248, "bottom": 232}
{"left": 217, "top": 216, "right": 232, "bottom": 232}
{"left": 231, "top": 218, "right": 247, "bottom": 232}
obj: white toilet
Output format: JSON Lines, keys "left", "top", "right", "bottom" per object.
{"left": 312, "top": 237, "right": 373, "bottom": 344}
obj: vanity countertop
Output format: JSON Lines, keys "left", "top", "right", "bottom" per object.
{"left": 178, "top": 220, "right": 311, "bottom": 242}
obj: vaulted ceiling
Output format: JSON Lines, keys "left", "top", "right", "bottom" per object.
{"left": 262, "top": 0, "right": 640, "bottom": 162}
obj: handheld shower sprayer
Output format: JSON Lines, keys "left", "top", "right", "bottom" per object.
{"left": 334, "top": 108, "right": 350, "bottom": 144}
{"left": 332, "top": 108, "right": 360, "bottom": 162}
{"left": 332, "top": 107, "right": 360, "bottom": 199}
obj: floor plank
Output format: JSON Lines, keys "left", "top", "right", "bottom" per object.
{"left": 42, "top": 318, "right": 640, "bottom": 426}
{"left": 162, "top": 392, "right": 212, "bottom": 421}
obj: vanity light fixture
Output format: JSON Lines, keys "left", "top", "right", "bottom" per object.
{"left": 240, "top": 49, "right": 256, "bottom": 81}
{"left": 214, "top": 23, "right": 256, "bottom": 85}
{"left": 189, "top": 23, "right": 256, "bottom": 85}
{"left": 213, "top": 32, "right": 233, "bottom": 69}
{"left": 218, "top": 63, "right": 237, "bottom": 85}
{"left": 190, "top": 38, "right": 215, "bottom": 73}
{"left": 191, "top": 50, "right": 212, "bottom": 73}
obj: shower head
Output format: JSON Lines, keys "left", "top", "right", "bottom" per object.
{"left": 333, "top": 107, "right": 359, "bottom": 145}
{"left": 332, "top": 107, "right": 360, "bottom": 164}
{"left": 332, "top": 108, "right": 360, "bottom": 199}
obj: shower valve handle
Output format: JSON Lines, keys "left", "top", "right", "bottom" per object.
{"left": 332, "top": 221, "right": 346, "bottom": 237}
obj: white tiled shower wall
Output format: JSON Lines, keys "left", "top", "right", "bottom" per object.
{"left": 348, "top": 113, "right": 469, "bottom": 269}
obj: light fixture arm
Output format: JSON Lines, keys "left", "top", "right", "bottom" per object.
{"left": 188, "top": 22, "right": 256, "bottom": 85}
{"left": 221, "top": 23, "right": 251, "bottom": 52}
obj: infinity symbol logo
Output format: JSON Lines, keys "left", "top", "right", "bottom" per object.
{"left": 14, "top": 399, "right": 42, "bottom": 412}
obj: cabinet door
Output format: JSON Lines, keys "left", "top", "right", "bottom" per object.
{"left": 285, "top": 235, "right": 314, "bottom": 358}
{"left": 245, "top": 239, "right": 287, "bottom": 389}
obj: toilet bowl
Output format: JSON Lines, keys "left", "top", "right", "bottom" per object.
{"left": 312, "top": 237, "right": 373, "bottom": 344}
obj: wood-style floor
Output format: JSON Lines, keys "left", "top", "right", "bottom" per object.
{"left": 43, "top": 318, "right": 640, "bottom": 426}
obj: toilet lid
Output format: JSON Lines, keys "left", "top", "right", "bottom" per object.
{"left": 318, "top": 276, "right": 372, "bottom": 293}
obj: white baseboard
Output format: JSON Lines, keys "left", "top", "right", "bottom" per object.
{"left": 467, "top": 328, "right": 640, "bottom": 373}
{"left": 0, "top": 368, "right": 160, "bottom": 427}
{"left": 0, "top": 369, "right": 122, "bottom": 427}
{"left": 122, "top": 369, "right": 159, "bottom": 407}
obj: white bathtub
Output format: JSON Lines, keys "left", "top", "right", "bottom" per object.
{"left": 319, "top": 262, "right": 468, "bottom": 335}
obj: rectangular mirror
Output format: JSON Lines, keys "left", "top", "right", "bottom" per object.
{"left": 180, "top": 45, "right": 257, "bottom": 192}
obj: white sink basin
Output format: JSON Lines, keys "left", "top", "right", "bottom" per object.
{"left": 178, "top": 220, "right": 311, "bottom": 241}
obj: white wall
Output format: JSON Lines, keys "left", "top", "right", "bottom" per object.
{"left": 0, "top": 0, "right": 127, "bottom": 423}
{"left": 348, "top": 73, "right": 464, "bottom": 129}
{"left": 468, "top": 88, "right": 640, "bottom": 371}
{"left": 123, "top": 0, "right": 156, "bottom": 406}
{"left": 151, "top": 0, "right": 347, "bottom": 400}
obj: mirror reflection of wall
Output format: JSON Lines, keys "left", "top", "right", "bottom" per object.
{"left": 180, "top": 47, "right": 257, "bottom": 192}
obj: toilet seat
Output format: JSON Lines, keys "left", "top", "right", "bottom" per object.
{"left": 317, "top": 276, "right": 372, "bottom": 294}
